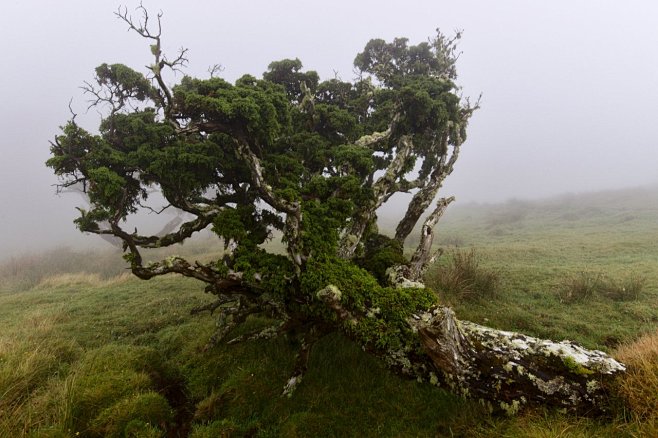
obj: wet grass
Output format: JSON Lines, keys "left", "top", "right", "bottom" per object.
{"left": 1, "top": 186, "right": 657, "bottom": 436}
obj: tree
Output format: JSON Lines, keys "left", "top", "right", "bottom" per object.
{"left": 48, "top": 6, "right": 624, "bottom": 414}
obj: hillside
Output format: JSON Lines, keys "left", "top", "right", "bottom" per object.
{"left": 1, "top": 186, "right": 657, "bottom": 436}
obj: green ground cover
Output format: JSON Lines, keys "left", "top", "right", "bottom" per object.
{"left": 1, "top": 186, "right": 657, "bottom": 437}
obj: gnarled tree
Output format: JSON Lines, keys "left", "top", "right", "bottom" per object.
{"left": 48, "top": 6, "right": 624, "bottom": 414}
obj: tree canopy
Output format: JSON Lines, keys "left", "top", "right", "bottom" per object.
{"left": 48, "top": 6, "right": 625, "bottom": 414}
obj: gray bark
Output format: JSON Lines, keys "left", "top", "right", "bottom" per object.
{"left": 408, "top": 196, "right": 454, "bottom": 280}
{"left": 317, "top": 283, "right": 626, "bottom": 414}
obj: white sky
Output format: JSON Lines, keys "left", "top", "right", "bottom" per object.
{"left": 1, "top": 0, "right": 657, "bottom": 256}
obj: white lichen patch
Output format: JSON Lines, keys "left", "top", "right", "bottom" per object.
{"left": 544, "top": 343, "right": 589, "bottom": 364}
{"left": 510, "top": 338, "right": 530, "bottom": 350}
{"left": 586, "top": 379, "right": 600, "bottom": 393}
{"left": 500, "top": 399, "right": 523, "bottom": 415}
{"left": 503, "top": 361, "right": 515, "bottom": 373}
{"left": 366, "top": 307, "right": 381, "bottom": 318}
{"left": 460, "top": 320, "right": 626, "bottom": 375}
{"left": 282, "top": 375, "right": 301, "bottom": 397}
{"left": 316, "top": 284, "right": 342, "bottom": 302}
{"left": 531, "top": 376, "right": 570, "bottom": 396}
{"left": 398, "top": 279, "right": 426, "bottom": 289}
{"left": 385, "top": 266, "right": 426, "bottom": 289}
{"left": 386, "top": 348, "right": 413, "bottom": 372}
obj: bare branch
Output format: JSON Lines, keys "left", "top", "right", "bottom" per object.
{"left": 114, "top": 3, "right": 187, "bottom": 124}
{"left": 395, "top": 124, "right": 463, "bottom": 244}
{"left": 407, "top": 196, "right": 455, "bottom": 280}
{"left": 137, "top": 201, "right": 172, "bottom": 215}
{"left": 208, "top": 64, "right": 224, "bottom": 78}
{"left": 67, "top": 98, "right": 78, "bottom": 122}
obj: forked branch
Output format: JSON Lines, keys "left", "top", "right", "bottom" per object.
{"left": 115, "top": 3, "right": 188, "bottom": 120}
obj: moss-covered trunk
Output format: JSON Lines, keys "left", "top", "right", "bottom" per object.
{"left": 316, "top": 282, "right": 625, "bottom": 414}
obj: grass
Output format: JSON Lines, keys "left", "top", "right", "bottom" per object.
{"left": 615, "top": 330, "right": 658, "bottom": 437}
{"left": 0, "top": 186, "right": 657, "bottom": 436}
{"left": 558, "top": 271, "right": 646, "bottom": 304}
{"left": 426, "top": 248, "right": 500, "bottom": 303}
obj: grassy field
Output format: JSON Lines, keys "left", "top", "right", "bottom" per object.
{"left": 1, "top": 186, "right": 657, "bottom": 437}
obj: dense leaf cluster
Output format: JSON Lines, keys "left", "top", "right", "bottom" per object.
{"left": 48, "top": 26, "right": 475, "bottom": 350}
{"left": 49, "top": 31, "right": 468, "bottom": 268}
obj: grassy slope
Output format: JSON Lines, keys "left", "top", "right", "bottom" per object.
{"left": 431, "top": 186, "right": 658, "bottom": 346}
{"left": 1, "top": 186, "right": 657, "bottom": 437}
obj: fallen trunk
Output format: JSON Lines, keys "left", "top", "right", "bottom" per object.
{"left": 316, "top": 283, "right": 625, "bottom": 414}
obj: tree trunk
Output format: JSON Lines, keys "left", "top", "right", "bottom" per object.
{"left": 316, "top": 285, "right": 625, "bottom": 414}
{"left": 411, "top": 306, "right": 624, "bottom": 414}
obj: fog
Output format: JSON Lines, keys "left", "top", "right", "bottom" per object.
{"left": 1, "top": 0, "right": 657, "bottom": 259}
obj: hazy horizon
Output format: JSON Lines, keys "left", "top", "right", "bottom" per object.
{"left": 1, "top": 0, "right": 657, "bottom": 258}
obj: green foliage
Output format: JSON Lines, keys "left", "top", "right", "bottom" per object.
{"left": 353, "top": 32, "right": 460, "bottom": 87}
{"left": 263, "top": 58, "right": 319, "bottom": 102}
{"left": 175, "top": 74, "right": 292, "bottom": 147}
{"left": 355, "top": 233, "right": 407, "bottom": 285}
{"left": 231, "top": 247, "right": 295, "bottom": 297}
{"left": 47, "top": 27, "right": 470, "bottom": 281}
{"left": 189, "top": 419, "right": 240, "bottom": 438}
{"left": 302, "top": 256, "right": 436, "bottom": 350}
{"left": 94, "top": 63, "right": 155, "bottom": 102}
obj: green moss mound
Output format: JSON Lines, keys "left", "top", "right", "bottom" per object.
{"left": 89, "top": 391, "right": 172, "bottom": 437}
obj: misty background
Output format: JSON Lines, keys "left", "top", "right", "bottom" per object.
{"left": 1, "top": 0, "right": 657, "bottom": 259}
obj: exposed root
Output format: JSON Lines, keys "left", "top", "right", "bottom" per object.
{"left": 190, "top": 295, "right": 234, "bottom": 316}
{"left": 282, "top": 325, "right": 330, "bottom": 397}
{"left": 201, "top": 296, "right": 259, "bottom": 351}
{"left": 226, "top": 320, "right": 288, "bottom": 345}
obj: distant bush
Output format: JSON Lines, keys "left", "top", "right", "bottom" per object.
{"left": 558, "top": 271, "right": 645, "bottom": 303}
{"left": 426, "top": 249, "right": 500, "bottom": 301}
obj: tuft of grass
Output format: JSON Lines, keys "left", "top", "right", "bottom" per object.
{"left": 558, "top": 271, "right": 600, "bottom": 303}
{"left": 427, "top": 249, "right": 500, "bottom": 302}
{"left": 67, "top": 344, "right": 168, "bottom": 433}
{"left": 597, "top": 274, "right": 646, "bottom": 302}
{"left": 558, "top": 271, "right": 646, "bottom": 303}
{"left": 0, "top": 338, "right": 80, "bottom": 435}
{"left": 615, "top": 330, "right": 658, "bottom": 422}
